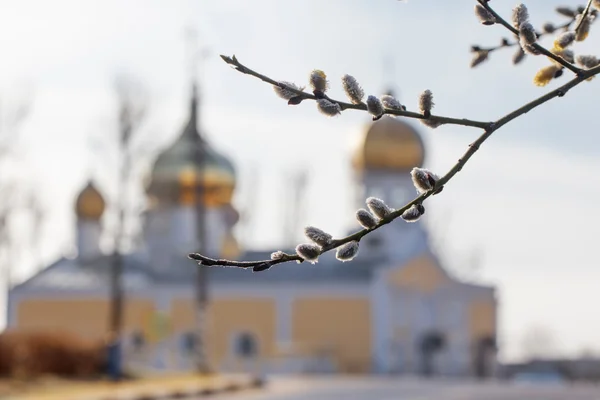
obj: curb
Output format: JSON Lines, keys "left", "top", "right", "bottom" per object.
{"left": 103, "top": 377, "right": 266, "bottom": 400}
{"left": 6, "top": 376, "right": 267, "bottom": 400}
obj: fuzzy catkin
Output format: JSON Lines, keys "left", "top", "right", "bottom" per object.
{"left": 341, "top": 74, "right": 364, "bottom": 104}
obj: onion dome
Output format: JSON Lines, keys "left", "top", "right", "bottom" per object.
{"left": 75, "top": 181, "right": 105, "bottom": 220}
{"left": 146, "top": 85, "right": 236, "bottom": 208}
{"left": 352, "top": 116, "right": 425, "bottom": 172}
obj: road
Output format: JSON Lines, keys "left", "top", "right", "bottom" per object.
{"left": 211, "top": 376, "right": 600, "bottom": 400}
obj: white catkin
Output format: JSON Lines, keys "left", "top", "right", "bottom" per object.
{"left": 295, "top": 243, "right": 321, "bottom": 264}
{"left": 418, "top": 90, "right": 434, "bottom": 114}
{"left": 420, "top": 118, "right": 442, "bottom": 129}
{"left": 519, "top": 22, "right": 537, "bottom": 47}
{"left": 304, "top": 226, "right": 333, "bottom": 247}
{"left": 356, "top": 208, "right": 378, "bottom": 229}
{"left": 401, "top": 204, "right": 424, "bottom": 223}
{"left": 366, "top": 95, "right": 384, "bottom": 117}
{"left": 273, "top": 81, "right": 304, "bottom": 100}
{"left": 309, "top": 70, "right": 328, "bottom": 93}
{"left": 270, "top": 251, "right": 285, "bottom": 260}
{"left": 341, "top": 74, "right": 365, "bottom": 104}
{"left": 366, "top": 197, "right": 393, "bottom": 220}
{"left": 411, "top": 167, "right": 437, "bottom": 193}
{"left": 316, "top": 99, "right": 341, "bottom": 116}
{"left": 474, "top": 4, "right": 495, "bottom": 25}
{"left": 554, "top": 32, "right": 576, "bottom": 49}
{"left": 336, "top": 241, "right": 359, "bottom": 262}
{"left": 512, "top": 4, "right": 529, "bottom": 29}
{"left": 575, "top": 15, "right": 591, "bottom": 41}
{"left": 381, "top": 95, "right": 404, "bottom": 110}
{"left": 576, "top": 55, "right": 600, "bottom": 69}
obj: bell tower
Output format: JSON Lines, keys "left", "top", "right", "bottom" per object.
{"left": 351, "top": 116, "right": 429, "bottom": 263}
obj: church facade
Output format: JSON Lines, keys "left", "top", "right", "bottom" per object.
{"left": 6, "top": 85, "right": 498, "bottom": 377}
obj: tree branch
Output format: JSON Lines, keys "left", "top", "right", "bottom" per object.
{"left": 477, "top": 0, "right": 583, "bottom": 75}
{"left": 220, "top": 55, "right": 491, "bottom": 130}
{"left": 189, "top": 2, "right": 600, "bottom": 272}
{"left": 574, "top": 0, "right": 594, "bottom": 33}
{"left": 473, "top": 19, "right": 574, "bottom": 54}
{"left": 190, "top": 61, "right": 600, "bottom": 272}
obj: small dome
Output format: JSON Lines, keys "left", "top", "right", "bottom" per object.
{"left": 76, "top": 181, "right": 105, "bottom": 220}
{"left": 352, "top": 116, "right": 425, "bottom": 171}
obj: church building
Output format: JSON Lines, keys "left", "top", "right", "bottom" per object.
{"left": 6, "top": 83, "right": 498, "bottom": 377}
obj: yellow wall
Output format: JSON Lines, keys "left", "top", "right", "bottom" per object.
{"left": 171, "top": 298, "right": 276, "bottom": 367}
{"left": 292, "top": 297, "right": 371, "bottom": 373}
{"left": 388, "top": 254, "right": 449, "bottom": 293}
{"left": 469, "top": 300, "right": 496, "bottom": 340}
{"left": 16, "top": 298, "right": 155, "bottom": 341}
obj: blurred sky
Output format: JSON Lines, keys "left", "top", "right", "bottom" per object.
{"left": 0, "top": 0, "right": 599, "bottom": 362}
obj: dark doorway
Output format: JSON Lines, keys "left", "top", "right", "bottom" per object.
{"left": 474, "top": 336, "right": 496, "bottom": 379}
{"left": 419, "top": 331, "right": 446, "bottom": 377}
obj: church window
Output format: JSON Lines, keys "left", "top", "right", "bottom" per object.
{"left": 232, "top": 331, "right": 258, "bottom": 358}
{"left": 181, "top": 332, "right": 198, "bottom": 353}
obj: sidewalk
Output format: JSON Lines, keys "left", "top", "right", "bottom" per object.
{"left": 2, "top": 374, "right": 265, "bottom": 400}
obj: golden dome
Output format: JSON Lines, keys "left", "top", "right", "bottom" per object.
{"left": 75, "top": 181, "right": 105, "bottom": 220}
{"left": 146, "top": 85, "right": 236, "bottom": 208}
{"left": 352, "top": 116, "right": 425, "bottom": 171}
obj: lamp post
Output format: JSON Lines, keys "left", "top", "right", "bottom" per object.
{"left": 191, "top": 85, "right": 211, "bottom": 374}
{"left": 184, "top": 25, "right": 211, "bottom": 374}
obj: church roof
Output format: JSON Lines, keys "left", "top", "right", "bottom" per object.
{"left": 145, "top": 85, "right": 236, "bottom": 207}
{"left": 12, "top": 249, "right": 388, "bottom": 293}
{"left": 12, "top": 243, "right": 493, "bottom": 292}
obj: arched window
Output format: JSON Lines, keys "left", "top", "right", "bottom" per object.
{"left": 232, "top": 332, "right": 258, "bottom": 359}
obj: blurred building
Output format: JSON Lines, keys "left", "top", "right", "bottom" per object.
{"left": 5, "top": 85, "right": 498, "bottom": 377}
{"left": 501, "top": 356, "right": 600, "bottom": 383}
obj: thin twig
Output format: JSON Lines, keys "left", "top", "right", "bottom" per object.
{"left": 473, "top": 19, "right": 574, "bottom": 54}
{"left": 574, "top": 0, "right": 594, "bottom": 32}
{"left": 220, "top": 55, "right": 491, "bottom": 130}
{"left": 190, "top": 61, "right": 600, "bottom": 271}
{"left": 477, "top": 0, "right": 583, "bottom": 75}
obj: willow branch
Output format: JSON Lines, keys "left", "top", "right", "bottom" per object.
{"left": 575, "top": 0, "right": 594, "bottom": 32}
{"left": 473, "top": 19, "right": 574, "bottom": 53}
{"left": 219, "top": 55, "right": 490, "bottom": 130}
{"left": 477, "top": 0, "right": 583, "bottom": 75}
{"left": 189, "top": 62, "right": 600, "bottom": 272}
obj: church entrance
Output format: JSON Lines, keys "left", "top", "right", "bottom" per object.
{"left": 473, "top": 336, "right": 496, "bottom": 379}
{"left": 418, "top": 331, "right": 446, "bottom": 377}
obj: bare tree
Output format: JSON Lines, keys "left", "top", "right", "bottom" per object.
{"left": 188, "top": 2, "right": 600, "bottom": 272}
{"left": 0, "top": 88, "right": 33, "bottom": 293}
{"left": 106, "top": 73, "right": 148, "bottom": 381}
{"left": 521, "top": 325, "right": 560, "bottom": 360}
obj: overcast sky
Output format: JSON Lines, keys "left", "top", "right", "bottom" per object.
{"left": 1, "top": 0, "right": 599, "bottom": 362}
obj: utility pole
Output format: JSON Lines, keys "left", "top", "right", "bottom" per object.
{"left": 186, "top": 26, "right": 211, "bottom": 374}
{"left": 107, "top": 98, "right": 132, "bottom": 381}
